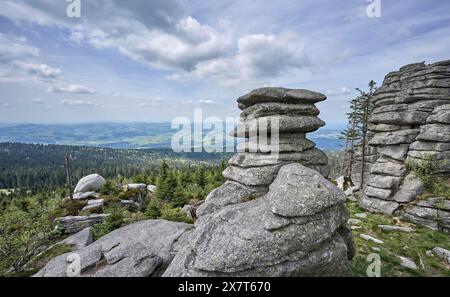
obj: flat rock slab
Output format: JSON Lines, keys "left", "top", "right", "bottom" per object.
{"left": 237, "top": 87, "right": 326, "bottom": 109}
{"left": 35, "top": 220, "right": 193, "bottom": 277}
{"left": 241, "top": 102, "right": 320, "bottom": 120}
{"left": 354, "top": 213, "right": 367, "bottom": 219}
{"left": 348, "top": 219, "right": 362, "bottom": 225}
{"left": 232, "top": 115, "right": 325, "bottom": 137}
{"left": 54, "top": 214, "right": 110, "bottom": 234}
{"left": 360, "top": 234, "right": 384, "bottom": 244}
{"left": 378, "top": 225, "right": 415, "bottom": 232}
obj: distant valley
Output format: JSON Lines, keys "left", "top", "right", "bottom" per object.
{"left": 0, "top": 122, "right": 345, "bottom": 151}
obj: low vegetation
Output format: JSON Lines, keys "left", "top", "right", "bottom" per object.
{"left": 348, "top": 201, "right": 450, "bottom": 277}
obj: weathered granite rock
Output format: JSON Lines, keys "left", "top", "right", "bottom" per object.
{"left": 237, "top": 134, "right": 315, "bottom": 153}
{"left": 222, "top": 164, "right": 282, "bottom": 187}
{"left": 163, "top": 164, "right": 353, "bottom": 277}
{"left": 196, "top": 181, "right": 257, "bottom": 217}
{"left": 400, "top": 205, "right": 450, "bottom": 233}
{"left": 416, "top": 123, "right": 450, "bottom": 142}
{"left": 232, "top": 115, "right": 325, "bottom": 137}
{"left": 81, "top": 199, "right": 104, "bottom": 212}
{"left": 392, "top": 174, "right": 424, "bottom": 203}
{"left": 368, "top": 129, "right": 420, "bottom": 146}
{"left": 365, "top": 186, "right": 392, "bottom": 200}
{"left": 124, "top": 183, "right": 147, "bottom": 190}
{"left": 360, "top": 195, "right": 400, "bottom": 215}
{"left": 398, "top": 256, "right": 417, "bottom": 270}
{"left": 376, "top": 144, "right": 409, "bottom": 160}
{"left": 147, "top": 185, "right": 157, "bottom": 193}
{"left": 241, "top": 102, "right": 320, "bottom": 120}
{"left": 229, "top": 149, "right": 328, "bottom": 167}
{"left": 370, "top": 158, "right": 406, "bottom": 177}
{"left": 237, "top": 87, "right": 326, "bottom": 109}
{"left": 35, "top": 220, "right": 193, "bottom": 277}
{"left": 360, "top": 234, "right": 383, "bottom": 244}
{"left": 74, "top": 174, "right": 105, "bottom": 194}
{"left": 378, "top": 225, "right": 414, "bottom": 232}
{"left": 72, "top": 191, "right": 100, "bottom": 200}
{"left": 62, "top": 227, "right": 94, "bottom": 250}
{"left": 361, "top": 60, "right": 450, "bottom": 228}
{"left": 54, "top": 214, "right": 110, "bottom": 234}
{"left": 432, "top": 247, "right": 450, "bottom": 264}
{"left": 367, "top": 175, "right": 401, "bottom": 190}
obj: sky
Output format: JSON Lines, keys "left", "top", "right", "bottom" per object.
{"left": 0, "top": 0, "right": 449, "bottom": 124}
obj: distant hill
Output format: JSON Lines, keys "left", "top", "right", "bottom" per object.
{"left": 0, "top": 122, "right": 346, "bottom": 151}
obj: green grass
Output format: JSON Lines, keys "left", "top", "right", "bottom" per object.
{"left": 348, "top": 201, "right": 450, "bottom": 277}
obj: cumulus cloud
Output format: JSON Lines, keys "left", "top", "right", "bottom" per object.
{"left": 61, "top": 99, "right": 94, "bottom": 106}
{"left": 49, "top": 84, "right": 94, "bottom": 94}
{"left": 171, "top": 33, "right": 310, "bottom": 86}
{"left": 0, "top": 33, "right": 39, "bottom": 63}
{"left": 0, "top": 1, "right": 314, "bottom": 87}
{"left": 15, "top": 62, "right": 62, "bottom": 80}
{"left": 326, "top": 87, "right": 352, "bottom": 96}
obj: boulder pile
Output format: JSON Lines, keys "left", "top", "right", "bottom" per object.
{"left": 197, "top": 87, "right": 330, "bottom": 217}
{"left": 359, "top": 60, "right": 450, "bottom": 232}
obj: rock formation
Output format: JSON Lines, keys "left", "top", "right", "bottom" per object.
{"left": 197, "top": 87, "right": 330, "bottom": 217}
{"left": 37, "top": 87, "right": 354, "bottom": 277}
{"left": 35, "top": 220, "right": 193, "bottom": 277}
{"left": 164, "top": 88, "right": 354, "bottom": 276}
{"left": 359, "top": 60, "right": 450, "bottom": 233}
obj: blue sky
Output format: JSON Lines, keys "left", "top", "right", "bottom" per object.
{"left": 0, "top": 0, "right": 449, "bottom": 124}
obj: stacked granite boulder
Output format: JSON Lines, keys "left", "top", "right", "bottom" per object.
{"left": 164, "top": 88, "right": 354, "bottom": 277}
{"left": 360, "top": 60, "right": 450, "bottom": 232}
{"left": 197, "top": 88, "right": 329, "bottom": 217}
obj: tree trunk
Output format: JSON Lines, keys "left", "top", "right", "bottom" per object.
{"left": 65, "top": 153, "right": 73, "bottom": 200}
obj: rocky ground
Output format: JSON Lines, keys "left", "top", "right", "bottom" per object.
{"left": 347, "top": 200, "right": 450, "bottom": 276}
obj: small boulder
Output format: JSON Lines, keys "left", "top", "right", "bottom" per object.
{"left": 147, "top": 185, "right": 157, "bottom": 193}
{"left": 74, "top": 174, "right": 105, "bottom": 194}
{"left": 398, "top": 256, "right": 417, "bottom": 270}
{"left": 432, "top": 247, "right": 450, "bottom": 264}
{"left": 124, "top": 183, "right": 147, "bottom": 190}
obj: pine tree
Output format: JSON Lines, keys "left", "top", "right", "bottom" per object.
{"left": 355, "top": 80, "right": 377, "bottom": 188}
{"left": 341, "top": 80, "right": 376, "bottom": 187}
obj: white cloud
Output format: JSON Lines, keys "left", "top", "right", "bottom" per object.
{"left": 1, "top": 103, "right": 10, "bottom": 108}
{"left": 50, "top": 84, "right": 94, "bottom": 94}
{"left": 61, "top": 99, "right": 94, "bottom": 106}
{"left": 15, "top": 62, "right": 62, "bottom": 80}
{"left": 171, "top": 33, "right": 310, "bottom": 87}
{"left": 326, "top": 87, "right": 352, "bottom": 96}
{"left": 0, "top": 1, "right": 314, "bottom": 87}
{"left": 197, "top": 99, "right": 215, "bottom": 105}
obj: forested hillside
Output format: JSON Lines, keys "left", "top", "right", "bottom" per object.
{"left": 0, "top": 142, "right": 230, "bottom": 191}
